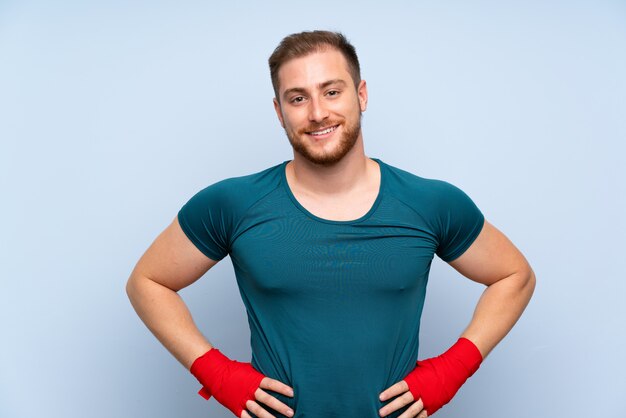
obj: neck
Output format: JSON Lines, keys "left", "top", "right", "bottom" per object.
{"left": 287, "top": 137, "right": 375, "bottom": 197}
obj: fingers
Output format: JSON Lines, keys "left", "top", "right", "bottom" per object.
{"left": 379, "top": 380, "right": 411, "bottom": 403}
{"left": 253, "top": 388, "right": 295, "bottom": 417}
{"left": 397, "top": 399, "right": 426, "bottom": 418}
{"left": 259, "top": 377, "right": 295, "bottom": 398}
{"left": 245, "top": 399, "right": 280, "bottom": 418}
{"left": 379, "top": 391, "right": 414, "bottom": 417}
{"left": 240, "top": 377, "right": 294, "bottom": 418}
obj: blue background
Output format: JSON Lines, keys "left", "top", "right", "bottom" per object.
{"left": 1, "top": 1, "right": 624, "bottom": 417}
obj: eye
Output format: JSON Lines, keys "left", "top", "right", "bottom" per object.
{"left": 290, "top": 96, "right": 305, "bottom": 104}
{"left": 327, "top": 90, "right": 340, "bottom": 97}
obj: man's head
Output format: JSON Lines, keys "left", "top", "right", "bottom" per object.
{"left": 269, "top": 30, "right": 362, "bottom": 104}
{"left": 269, "top": 30, "right": 368, "bottom": 166}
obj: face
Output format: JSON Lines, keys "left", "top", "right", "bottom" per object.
{"left": 273, "top": 48, "right": 368, "bottom": 167}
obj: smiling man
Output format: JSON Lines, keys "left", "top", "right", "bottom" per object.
{"left": 126, "top": 30, "right": 535, "bottom": 418}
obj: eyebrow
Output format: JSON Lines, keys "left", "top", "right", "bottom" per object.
{"left": 282, "top": 79, "right": 348, "bottom": 100}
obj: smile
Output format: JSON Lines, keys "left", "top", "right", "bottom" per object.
{"left": 307, "top": 125, "right": 339, "bottom": 136}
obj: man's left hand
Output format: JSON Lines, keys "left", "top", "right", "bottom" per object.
{"left": 380, "top": 338, "right": 482, "bottom": 417}
{"left": 378, "top": 381, "right": 427, "bottom": 418}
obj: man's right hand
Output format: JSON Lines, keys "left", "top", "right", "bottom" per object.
{"left": 190, "top": 348, "right": 295, "bottom": 418}
{"left": 242, "top": 377, "right": 295, "bottom": 418}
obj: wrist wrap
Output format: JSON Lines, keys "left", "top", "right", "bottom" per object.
{"left": 190, "top": 348, "right": 265, "bottom": 417}
{"left": 403, "top": 338, "right": 483, "bottom": 416}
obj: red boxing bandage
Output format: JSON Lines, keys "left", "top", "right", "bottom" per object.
{"left": 190, "top": 348, "right": 265, "bottom": 417}
{"left": 403, "top": 338, "right": 483, "bottom": 416}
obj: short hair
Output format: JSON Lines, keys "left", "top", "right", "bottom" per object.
{"left": 268, "top": 30, "right": 361, "bottom": 102}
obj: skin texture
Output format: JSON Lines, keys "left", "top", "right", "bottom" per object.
{"left": 272, "top": 48, "right": 364, "bottom": 167}
{"left": 273, "top": 48, "right": 381, "bottom": 223}
{"left": 126, "top": 45, "right": 536, "bottom": 418}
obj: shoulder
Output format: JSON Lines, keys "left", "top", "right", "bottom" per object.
{"left": 177, "top": 161, "right": 286, "bottom": 258}
{"left": 189, "top": 162, "right": 284, "bottom": 207}
{"left": 178, "top": 161, "right": 285, "bottom": 232}
{"left": 381, "top": 160, "right": 469, "bottom": 208}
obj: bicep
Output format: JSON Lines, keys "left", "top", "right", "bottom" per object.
{"left": 447, "top": 220, "right": 531, "bottom": 286}
{"left": 130, "top": 216, "right": 220, "bottom": 291}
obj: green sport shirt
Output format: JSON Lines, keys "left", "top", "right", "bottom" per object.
{"left": 177, "top": 158, "right": 485, "bottom": 418}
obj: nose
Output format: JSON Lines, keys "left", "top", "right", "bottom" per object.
{"left": 308, "top": 95, "right": 329, "bottom": 123}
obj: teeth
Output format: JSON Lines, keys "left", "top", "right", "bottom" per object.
{"left": 310, "top": 125, "right": 337, "bottom": 136}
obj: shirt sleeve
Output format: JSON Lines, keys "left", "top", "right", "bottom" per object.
{"left": 433, "top": 181, "right": 485, "bottom": 262}
{"left": 177, "top": 180, "right": 232, "bottom": 261}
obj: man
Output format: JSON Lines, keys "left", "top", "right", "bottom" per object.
{"left": 126, "top": 30, "right": 535, "bottom": 418}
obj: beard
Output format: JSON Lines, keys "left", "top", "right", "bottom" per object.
{"left": 283, "top": 113, "right": 362, "bottom": 167}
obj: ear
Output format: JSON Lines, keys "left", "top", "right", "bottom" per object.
{"left": 357, "top": 80, "right": 368, "bottom": 112}
{"left": 273, "top": 97, "right": 285, "bottom": 128}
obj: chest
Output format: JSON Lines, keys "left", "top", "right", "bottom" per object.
{"left": 229, "top": 211, "right": 438, "bottom": 297}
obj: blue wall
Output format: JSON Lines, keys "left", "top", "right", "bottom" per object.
{"left": 1, "top": 1, "right": 624, "bottom": 417}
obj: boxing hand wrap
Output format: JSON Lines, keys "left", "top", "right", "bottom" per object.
{"left": 190, "top": 348, "right": 265, "bottom": 417}
{"left": 403, "top": 338, "right": 483, "bottom": 416}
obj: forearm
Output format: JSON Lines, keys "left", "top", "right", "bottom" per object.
{"left": 461, "top": 268, "right": 536, "bottom": 358}
{"left": 126, "top": 274, "right": 213, "bottom": 369}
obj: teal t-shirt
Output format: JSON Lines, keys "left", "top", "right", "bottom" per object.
{"left": 177, "top": 158, "right": 484, "bottom": 418}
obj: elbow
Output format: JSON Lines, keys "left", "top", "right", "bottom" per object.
{"left": 521, "top": 265, "right": 537, "bottom": 301}
{"left": 498, "top": 262, "right": 536, "bottom": 302}
{"left": 125, "top": 275, "right": 148, "bottom": 315}
{"left": 125, "top": 275, "right": 140, "bottom": 302}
